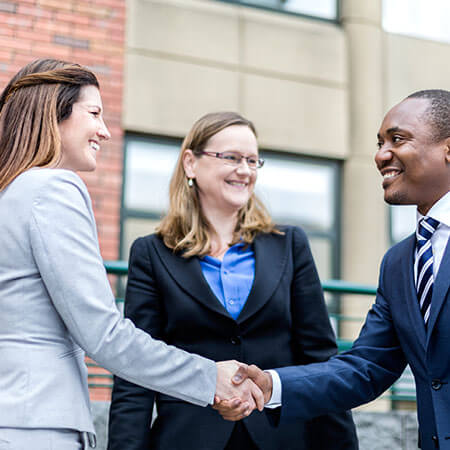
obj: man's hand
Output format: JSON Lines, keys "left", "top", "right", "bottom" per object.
{"left": 242, "top": 364, "right": 273, "bottom": 404}
{"left": 214, "top": 361, "right": 264, "bottom": 420}
{"left": 213, "top": 363, "right": 272, "bottom": 421}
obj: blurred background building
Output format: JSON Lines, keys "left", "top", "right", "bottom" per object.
{"left": 1, "top": 0, "right": 450, "bottom": 413}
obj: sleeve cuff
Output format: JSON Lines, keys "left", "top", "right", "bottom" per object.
{"left": 265, "top": 369, "right": 282, "bottom": 408}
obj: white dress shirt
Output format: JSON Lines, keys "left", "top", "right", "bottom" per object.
{"left": 266, "top": 191, "right": 450, "bottom": 408}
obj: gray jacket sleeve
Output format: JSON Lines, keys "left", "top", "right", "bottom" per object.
{"left": 29, "top": 170, "right": 216, "bottom": 406}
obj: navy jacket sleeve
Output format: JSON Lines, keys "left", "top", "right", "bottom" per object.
{"left": 289, "top": 227, "right": 358, "bottom": 449}
{"left": 277, "top": 252, "right": 408, "bottom": 423}
{"left": 108, "top": 237, "right": 166, "bottom": 450}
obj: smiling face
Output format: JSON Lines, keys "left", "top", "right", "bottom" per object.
{"left": 183, "top": 125, "right": 258, "bottom": 217}
{"left": 58, "top": 85, "right": 110, "bottom": 172}
{"left": 375, "top": 97, "right": 450, "bottom": 215}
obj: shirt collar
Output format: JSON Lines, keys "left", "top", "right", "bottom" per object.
{"left": 416, "top": 191, "right": 450, "bottom": 228}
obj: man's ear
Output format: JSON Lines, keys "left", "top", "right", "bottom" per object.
{"left": 445, "top": 137, "right": 450, "bottom": 163}
{"left": 183, "top": 149, "right": 196, "bottom": 178}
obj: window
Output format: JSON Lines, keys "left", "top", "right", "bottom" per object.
{"left": 255, "top": 151, "right": 340, "bottom": 279}
{"left": 383, "top": 0, "right": 450, "bottom": 44}
{"left": 122, "top": 135, "right": 341, "bottom": 281}
{"left": 215, "top": 0, "right": 338, "bottom": 21}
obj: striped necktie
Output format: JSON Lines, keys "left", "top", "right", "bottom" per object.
{"left": 415, "top": 216, "right": 440, "bottom": 324}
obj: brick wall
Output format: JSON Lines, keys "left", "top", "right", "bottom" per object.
{"left": 0, "top": 0, "right": 126, "bottom": 401}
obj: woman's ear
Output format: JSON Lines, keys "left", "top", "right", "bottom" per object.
{"left": 183, "top": 149, "right": 196, "bottom": 178}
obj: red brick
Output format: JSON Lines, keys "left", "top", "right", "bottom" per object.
{"left": 38, "top": 0, "right": 73, "bottom": 12}
{"left": 32, "top": 42, "right": 71, "bottom": 58}
{"left": 18, "top": 4, "right": 52, "bottom": 18}
{"left": 74, "top": 2, "right": 111, "bottom": 18}
{"left": 35, "top": 19, "right": 72, "bottom": 34}
{"left": 0, "top": 25, "right": 14, "bottom": 36}
{"left": 0, "top": 35, "right": 32, "bottom": 50}
{"left": 16, "top": 28, "right": 52, "bottom": 43}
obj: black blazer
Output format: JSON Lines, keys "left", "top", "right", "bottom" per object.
{"left": 108, "top": 226, "right": 358, "bottom": 450}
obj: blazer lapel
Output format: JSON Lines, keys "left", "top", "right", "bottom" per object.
{"left": 402, "top": 234, "right": 427, "bottom": 348}
{"left": 237, "top": 232, "right": 288, "bottom": 324}
{"left": 152, "top": 238, "right": 230, "bottom": 318}
{"left": 426, "top": 237, "right": 450, "bottom": 344}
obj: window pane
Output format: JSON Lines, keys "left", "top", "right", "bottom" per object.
{"left": 383, "top": 0, "right": 450, "bottom": 44}
{"left": 390, "top": 205, "right": 416, "bottom": 244}
{"left": 124, "top": 139, "right": 179, "bottom": 212}
{"left": 256, "top": 154, "right": 336, "bottom": 232}
{"left": 225, "top": 0, "right": 337, "bottom": 19}
{"left": 122, "top": 217, "right": 160, "bottom": 259}
{"left": 281, "top": 0, "right": 337, "bottom": 19}
{"left": 309, "top": 236, "right": 332, "bottom": 280}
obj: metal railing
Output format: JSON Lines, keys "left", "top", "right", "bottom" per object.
{"left": 87, "top": 261, "right": 416, "bottom": 404}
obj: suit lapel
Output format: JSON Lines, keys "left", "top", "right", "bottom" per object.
{"left": 402, "top": 234, "right": 427, "bottom": 348}
{"left": 426, "top": 237, "right": 450, "bottom": 344}
{"left": 237, "top": 232, "right": 288, "bottom": 324}
{"left": 151, "top": 238, "right": 230, "bottom": 318}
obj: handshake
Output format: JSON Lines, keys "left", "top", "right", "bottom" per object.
{"left": 213, "top": 361, "right": 273, "bottom": 421}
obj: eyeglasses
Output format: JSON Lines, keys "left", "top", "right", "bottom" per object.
{"left": 199, "top": 151, "right": 265, "bottom": 169}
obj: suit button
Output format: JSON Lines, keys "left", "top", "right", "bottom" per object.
{"left": 432, "top": 379, "right": 442, "bottom": 390}
{"left": 432, "top": 435, "right": 439, "bottom": 448}
{"left": 231, "top": 336, "right": 241, "bottom": 345}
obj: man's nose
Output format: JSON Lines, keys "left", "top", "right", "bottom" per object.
{"left": 374, "top": 144, "right": 393, "bottom": 168}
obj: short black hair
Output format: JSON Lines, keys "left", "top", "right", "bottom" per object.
{"left": 407, "top": 89, "right": 450, "bottom": 142}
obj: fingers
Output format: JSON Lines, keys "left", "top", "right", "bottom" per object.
{"left": 250, "top": 381, "right": 264, "bottom": 411}
{"left": 213, "top": 398, "right": 252, "bottom": 421}
{"left": 213, "top": 396, "right": 241, "bottom": 409}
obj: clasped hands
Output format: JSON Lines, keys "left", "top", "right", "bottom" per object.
{"left": 214, "top": 361, "right": 273, "bottom": 421}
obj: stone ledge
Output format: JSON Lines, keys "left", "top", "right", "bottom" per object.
{"left": 92, "top": 401, "right": 418, "bottom": 450}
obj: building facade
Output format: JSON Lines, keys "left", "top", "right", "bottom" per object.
{"left": 1, "top": 0, "right": 449, "bottom": 407}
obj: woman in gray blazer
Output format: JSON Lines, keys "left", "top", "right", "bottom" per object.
{"left": 0, "top": 59, "right": 262, "bottom": 450}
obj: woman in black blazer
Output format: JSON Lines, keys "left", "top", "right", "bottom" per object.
{"left": 108, "top": 112, "right": 358, "bottom": 450}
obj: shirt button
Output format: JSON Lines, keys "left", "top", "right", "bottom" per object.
{"left": 431, "top": 379, "right": 442, "bottom": 390}
{"left": 231, "top": 336, "right": 241, "bottom": 345}
{"left": 229, "top": 300, "right": 234, "bottom": 305}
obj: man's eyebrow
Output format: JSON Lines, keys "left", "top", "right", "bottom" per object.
{"left": 386, "top": 126, "right": 400, "bottom": 134}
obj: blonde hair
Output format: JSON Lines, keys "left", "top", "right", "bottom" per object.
{"left": 0, "top": 58, "right": 99, "bottom": 190}
{"left": 157, "top": 112, "right": 280, "bottom": 258}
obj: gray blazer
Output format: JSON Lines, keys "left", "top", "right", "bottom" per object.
{"left": 0, "top": 168, "right": 216, "bottom": 433}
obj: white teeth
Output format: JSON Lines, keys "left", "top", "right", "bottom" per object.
{"left": 89, "top": 141, "right": 99, "bottom": 151}
{"left": 227, "top": 181, "right": 246, "bottom": 186}
{"left": 383, "top": 171, "right": 399, "bottom": 179}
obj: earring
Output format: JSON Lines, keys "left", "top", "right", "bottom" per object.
{"left": 188, "top": 178, "right": 194, "bottom": 187}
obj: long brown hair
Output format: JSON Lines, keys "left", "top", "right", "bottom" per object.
{"left": 0, "top": 58, "right": 99, "bottom": 190}
{"left": 157, "top": 112, "right": 280, "bottom": 258}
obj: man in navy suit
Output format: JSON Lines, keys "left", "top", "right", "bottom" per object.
{"left": 216, "top": 89, "right": 450, "bottom": 450}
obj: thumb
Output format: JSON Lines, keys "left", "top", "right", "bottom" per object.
{"left": 232, "top": 364, "right": 248, "bottom": 385}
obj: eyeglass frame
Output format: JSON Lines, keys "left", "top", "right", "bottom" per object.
{"left": 198, "top": 151, "right": 265, "bottom": 169}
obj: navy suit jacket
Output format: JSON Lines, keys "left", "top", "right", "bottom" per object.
{"left": 108, "top": 226, "right": 357, "bottom": 450}
{"left": 277, "top": 233, "right": 450, "bottom": 450}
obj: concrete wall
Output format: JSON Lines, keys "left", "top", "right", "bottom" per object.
{"left": 124, "top": 0, "right": 349, "bottom": 159}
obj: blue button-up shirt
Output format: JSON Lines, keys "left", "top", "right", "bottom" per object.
{"left": 199, "top": 243, "right": 255, "bottom": 320}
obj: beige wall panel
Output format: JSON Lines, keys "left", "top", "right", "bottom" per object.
{"left": 242, "top": 74, "right": 348, "bottom": 158}
{"left": 340, "top": 0, "right": 382, "bottom": 24}
{"left": 127, "top": 0, "right": 239, "bottom": 65}
{"left": 241, "top": 9, "right": 346, "bottom": 85}
{"left": 385, "top": 33, "right": 450, "bottom": 106}
{"left": 124, "top": 53, "right": 239, "bottom": 136}
{"left": 342, "top": 158, "right": 387, "bottom": 285}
